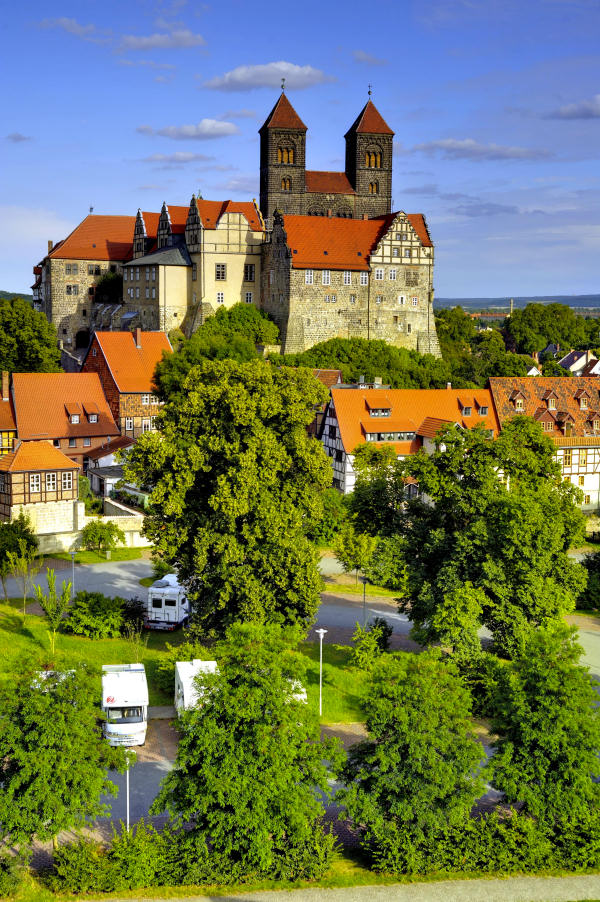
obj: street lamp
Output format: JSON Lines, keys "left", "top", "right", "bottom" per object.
{"left": 69, "top": 551, "right": 76, "bottom": 600}
{"left": 125, "top": 749, "right": 137, "bottom": 831}
{"left": 359, "top": 575, "right": 369, "bottom": 627}
{"left": 315, "top": 628, "right": 328, "bottom": 717}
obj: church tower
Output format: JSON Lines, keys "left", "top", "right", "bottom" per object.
{"left": 344, "top": 98, "right": 394, "bottom": 218}
{"left": 259, "top": 92, "right": 307, "bottom": 224}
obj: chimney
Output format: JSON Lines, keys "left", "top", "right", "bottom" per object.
{"left": 327, "top": 209, "right": 333, "bottom": 218}
{"left": 47, "top": 240, "right": 53, "bottom": 254}
{"left": 446, "top": 382, "right": 452, "bottom": 390}
{"left": 362, "top": 213, "right": 369, "bottom": 220}
{"left": 135, "top": 327, "right": 142, "bottom": 349}
{"left": 2, "top": 372, "right": 8, "bottom": 402}
{"left": 374, "top": 376, "right": 382, "bottom": 386}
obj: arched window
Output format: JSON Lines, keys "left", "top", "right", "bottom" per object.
{"left": 281, "top": 178, "right": 291, "bottom": 192}
{"left": 277, "top": 146, "right": 295, "bottom": 164}
{"left": 369, "top": 182, "right": 379, "bottom": 195}
{"left": 365, "top": 149, "right": 382, "bottom": 168}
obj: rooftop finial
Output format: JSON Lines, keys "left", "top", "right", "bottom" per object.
{"left": 368, "top": 84, "right": 372, "bottom": 98}
{"left": 281, "top": 76, "right": 286, "bottom": 93}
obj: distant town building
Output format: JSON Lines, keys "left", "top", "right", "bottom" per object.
{"left": 0, "top": 440, "right": 79, "bottom": 528}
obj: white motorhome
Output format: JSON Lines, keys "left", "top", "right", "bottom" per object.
{"left": 101, "top": 664, "right": 149, "bottom": 747}
{"left": 145, "top": 574, "right": 190, "bottom": 630}
{"left": 174, "top": 659, "right": 218, "bottom": 715}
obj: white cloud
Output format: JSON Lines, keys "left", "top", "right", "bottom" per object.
{"left": 352, "top": 50, "right": 388, "bottom": 65}
{"left": 413, "top": 138, "right": 552, "bottom": 161}
{"left": 204, "top": 61, "right": 333, "bottom": 91}
{"left": 216, "top": 176, "right": 259, "bottom": 194}
{"left": 120, "top": 29, "right": 205, "bottom": 50}
{"left": 140, "top": 152, "right": 214, "bottom": 163}
{"left": 136, "top": 120, "right": 239, "bottom": 140}
{"left": 545, "top": 94, "right": 600, "bottom": 119}
{"left": 218, "top": 109, "right": 257, "bottom": 120}
{"left": 39, "top": 17, "right": 103, "bottom": 41}
{"left": 6, "top": 133, "right": 32, "bottom": 143}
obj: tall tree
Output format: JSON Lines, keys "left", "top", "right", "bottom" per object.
{"left": 151, "top": 623, "right": 341, "bottom": 881}
{"left": 0, "top": 296, "right": 61, "bottom": 372}
{"left": 339, "top": 651, "right": 484, "bottom": 873}
{"left": 352, "top": 417, "right": 586, "bottom": 656}
{"left": 126, "top": 358, "right": 331, "bottom": 638}
{"left": 35, "top": 569, "right": 71, "bottom": 656}
{"left": 0, "top": 513, "right": 38, "bottom": 602}
{"left": 489, "top": 624, "right": 600, "bottom": 823}
{"left": 0, "top": 665, "right": 125, "bottom": 847}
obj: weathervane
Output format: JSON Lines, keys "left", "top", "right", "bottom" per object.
{"left": 281, "top": 77, "right": 286, "bottom": 93}
{"left": 368, "top": 84, "right": 372, "bottom": 97}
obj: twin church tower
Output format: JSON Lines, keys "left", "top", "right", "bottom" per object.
{"left": 259, "top": 92, "right": 394, "bottom": 223}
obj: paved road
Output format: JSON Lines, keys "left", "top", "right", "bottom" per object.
{"left": 105, "top": 874, "right": 600, "bottom": 902}
{"left": 6, "top": 557, "right": 153, "bottom": 602}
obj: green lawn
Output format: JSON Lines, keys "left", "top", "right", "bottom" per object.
{"left": 47, "top": 548, "right": 143, "bottom": 565}
{"left": 297, "top": 642, "right": 367, "bottom": 723}
{"left": 323, "top": 578, "right": 399, "bottom": 598}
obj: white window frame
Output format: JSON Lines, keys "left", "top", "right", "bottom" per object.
{"left": 30, "top": 474, "right": 41, "bottom": 493}
{"left": 136, "top": 287, "right": 140, "bottom": 299}
{"left": 46, "top": 472, "right": 57, "bottom": 491}
{"left": 389, "top": 269, "right": 397, "bottom": 281}
{"left": 412, "top": 296, "right": 418, "bottom": 306}
{"left": 322, "top": 270, "right": 330, "bottom": 286}
{"left": 142, "top": 418, "right": 151, "bottom": 433}
{"left": 151, "top": 267, "right": 156, "bottom": 282}
{"left": 89, "top": 413, "right": 98, "bottom": 423}
{"left": 216, "top": 291, "right": 224, "bottom": 305}
{"left": 141, "top": 394, "right": 150, "bottom": 405}
{"left": 305, "top": 270, "right": 313, "bottom": 285}
{"left": 71, "top": 414, "right": 79, "bottom": 424}
{"left": 125, "top": 417, "right": 134, "bottom": 431}
{"left": 404, "top": 249, "right": 411, "bottom": 258}
{"left": 343, "top": 271, "right": 352, "bottom": 285}
{"left": 245, "top": 291, "right": 253, "bottom": 304}
{"left": 360, "top": 272, "right": 368, "bottom": 286}
{"left": 374, "top": 268, "right": 384, "bottom": 280}
{"left": 398, "top": 295, "right": 406, "bottom": 306}
{"left": 62, "top": 471, "right": 73, "bottom": 491}
{"left": 145, "top": 267, "right": 150, "bottom": 279}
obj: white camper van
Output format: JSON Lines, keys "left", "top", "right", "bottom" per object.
{"left": 145, "top": 574, "right": 190, "bottom": 630}
{"left": 102, "top": 664, "right": 149, "bottom": 746}
{"left": 174, "top": 659, "right": 218, "bottom": 715}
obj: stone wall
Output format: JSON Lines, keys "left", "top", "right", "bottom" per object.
{"left": 44, "top": 257, "right": 121, "bottom": 348}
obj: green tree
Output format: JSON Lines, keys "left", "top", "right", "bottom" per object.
{"left": 154, "top": 304, "right": 279, "bottom": 402}
{"left": 0, "top": 513, "right": 38, "bottom": 601}
{"left": 151, "top": 623, "right": 341, "bottom": 881}
{"left": 579, "top": 551, "right": 600, "bottom": 611}
{"left": 489, "top": 624, "right": 600, "bottom": 824}
{"left": 307, "top": 486, "right": 347, "bottom": 545}
{"left": 0, "top": 296, "right": 61, "bottom": 372}
{"left": 333, "top": 522, "right": 377, "bottom": 583}
{"left": 125, "top": 358, "right": 331, "bottom": 638}
{"left": 354, "top": 417, "right": 586, "bottom": 657}
{"left": 504, "top": 303, "right": 588, "bottom": 355}
{"left": 7, "top": 537, "right": 41, "bottom": 618}
{"left": 79, "top": 520, "right": 126, "bottom": 556}
{"left": 35, "top": 569, "right": 71, "bottom": 656}
{"left": 94, "top": 271, "right": 123, "bottom": 305}
{"left": 0, "top": 665, "right": 125, "bottom": 848}
{"left": 339, "top": 651, "right": 484, "bottom": 873}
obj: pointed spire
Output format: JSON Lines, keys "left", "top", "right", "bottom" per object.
{"left": 345, "top": 99, "right": 394, "bottom": 137}
{"left": 259, "top": 93, "right": 307, "bottom": 132}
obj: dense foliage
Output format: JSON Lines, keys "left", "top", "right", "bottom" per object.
{"left": 126, "top": 358, "right": 331, "bottom": 637}
{"left": 504, "top": 302, "right": 600, "bottom": 356}
{"left": 0, "top": 296, "right": 61, "bottom": 372}
{"left": 150, "top": 623, "right": 342, "bottom": 882}
{"left": 0, "top": 512, "right": 38, "bottom": 601}
{"left": 0, "top": 665, "right": 125, "bottom": 846}
{"left": 154, "top": 304, "right": 279, "bottom": 401}
{"left": 63, "top": 591, "right": 144, "bottom": 639}
{"left": 79, "top": 520, "right": 126, "bottom": 555}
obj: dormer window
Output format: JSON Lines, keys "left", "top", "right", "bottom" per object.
{"left": 548, "top": 398, "right": 557, "bottom": 410}
{"left": 71, "top": 414, "right": 79, "bottom": 424}
{"left": 581, "top": 397, "right": 588, "bottom": 409}
{"left": 462, "top": 406, "right": 472, "bottom": 417}
{"left": 89, "top": 414, "right": 98, "bottom": 423}
{"left": 515, "top": 399, "right": 524, "bottom": 411}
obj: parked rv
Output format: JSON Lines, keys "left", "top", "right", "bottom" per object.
{"left": 145, "top": 574, "right": 190, "bottom": 630}
{"left": 174, "top": 659, "right": 218, "bottom": 715}
{"left": 101, "top": 664, "right": 148, "bottom": 746}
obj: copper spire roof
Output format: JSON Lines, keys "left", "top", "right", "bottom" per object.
{"left": 345, "top": 100, "right": 394, "bottom": 137}
{"left": 260, "top": 93, "right": 307, "bottom": 131}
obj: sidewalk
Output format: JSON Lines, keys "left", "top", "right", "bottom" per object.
{"left": 107, "top": 873, "right": 600, "bottom": 902}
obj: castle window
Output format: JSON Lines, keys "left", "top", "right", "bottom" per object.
{"left": 389, "top": 269, "right": 397, "bottom": 281}
{"left": 398, "top": 295, "right": 406, "bottom": 305}
{"left": 365, "top": 151, "right": 382, "bottom": 168}
{"left": 152, "top": 287, "right": 156, "bottom": 299}
{"left": 404, "top": 249, "right": 411, "bottom": 258}
{"left": 350, "top": 294, "right": 356, "bottom": 304}
{"left": 217, "top": 292, "right": 224, "bottom": 304}
{"left": 62, "top": 471, "right": 73, "bottom": 491}
{"left": 145, "top": 267, "right": 150, "bottom": 279}
{"left": 343, "top": 271, "right": 351, "bottom": 285}
{"left": 145, "top": 288, "right": 150, "bottom": 298}
{"left": 322, "top": 270, "right": 330, "bottom": 286}
{"left": 369, "top": 182, "right": 379, "bottom": 195}
{"left": 407, "top": 323, "right": 412, "bottom": 334}
{"left": 281, "top": 177, "right": 291, "bottom": 192}
{"left": 360, "top": 272, "right": 368, "bottom": 286}
{"left": 277, "top": 146, "right": 295, "bottom": 164}
{"left": 123, "top": 269, "right": 128, "bottom": 282}
{"left": 215, "top": 264, "right": 227, "bottom": 281}
{"left": 244, "top": 264, "right": 255, "bottom": 282}
{"left": 324, "top": 295, "right": 330, "bottom": 304}
{"left": 66, "top": 285, "right": 79, "bottom": 295}
{"left": 412, "top": 297, "right": 418, "bottom": 306}
{"left": 305, "top": 270, "right": 313, "bottom": 285}
{"left": 331, "top": 295, "right": 337, "bottom": 304}
{"left": 29, "top": 474, "right": 41, "bottom": 493}
{"left": 136, "top": 287, "right": 140, "bottom": 299}
{"left": 375, "top": 296, "right": 383, "bottom": 304}
{"left": 245, "top": 292, "right": 253, "bottom": 304}
{"left": 192, "top": 263, "right": 197, "bottom": 281}
{"left": 152, "top": 267, "right": 156, "bottom": 281}
{"left": 375, "top": 269, "right": 384, "bottom": 280}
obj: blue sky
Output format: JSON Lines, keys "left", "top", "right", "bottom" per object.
{"left": 2, "top": 0, "right": 599, "bottom": 297}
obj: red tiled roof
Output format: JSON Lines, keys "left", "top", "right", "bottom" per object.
{"left": 48, "top": 215, "right": 136, "bottom": 262}
{"left": 0, "top": 441, "right": 78, "bottom": 473}
{"left": 283, "top": 214, "right": 395, "bottom": 271}
{"left": 196, "top": 200, "right": 263, "bottom": 232}
{"left": 489, "top": 377, "right": 600, "bottom": 438}
{"left": 331, "top": 387, "right": 499, "bottom": 455}
{"left": 305, "top": 171, "right": 356, "bottom": 195}
{"left": 260, "top": 93, "right": 307, "bottom": 131}
{"left": 581, "top": 359, "right": 600, "bottom": 377}
{"left": 345, "top": 100, "right": 394, "bottom": 137}
{"left": 90, "top": 331, "right": 172, "bottom": 393}
{"left": 85, "top": 435, "right": 135, "bottom": 461}
{"left": 0, "top": 398, "right": 16, "bottom": 432}
{"left": 12, "top": 373, "right": 119, "bottom": 441}
{"left": 312, "top": 369, "right": 343, "bottom": 389}
{"left": 406, "top": 214, "right": 433, "bottom": 248}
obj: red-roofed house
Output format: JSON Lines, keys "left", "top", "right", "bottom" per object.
{"left": 322, "top": 385, "right": 499, "bottom": 493}
{"left": 259, "top": 93, "right": 395, "bottom": 222}
{"left": 0, "top": 441, "right": 79, "bottom": 524}
{"left": 81, "top": 329, "right": 171, "bottom": 436}
{"left": 261, "top": 211, "right": 438, "bottom": 355}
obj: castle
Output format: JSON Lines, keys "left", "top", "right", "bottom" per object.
{"left": 33, "top": 93, "right": 440, "bottom": 357}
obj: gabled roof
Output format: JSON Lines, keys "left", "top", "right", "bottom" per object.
{"left": 48, "top": 215, "right": 136, "bottom": 262}
{"left": 581, "top": 359, "right": 600, "bottom": 377}
{"left": 305, "top": 171, "right": 356, "bottom": 195}
{"left": 12, "top": 373, "right": 119, "bottom": 441}
{"left": 88, "top": 331, "right": 172, "bottom": 393}
{"left": 558, "top": 350, "right": 586, "bottom": 368}
{"left": 0, "top": 397, "right": 16, "bottom": 432}
{"left": 405, "top": 214, "right": 433, "bottom": 248}
{"left": 195, "top": 200, "right": 263, "bottom": 233}
{"left": 344, "top": 100, "right": 394, "bottom": 137}
{"left": 312, "top": 369, "right": 343, "bottom": 389}
{"left": 86, "top": 435, "right": 135, "bottom": 461}
{"left": 127, "top": 242, "right": 191, "bottom": 269}
{"left": 331, "top": 387, "right": 499, "bottom": 455}
{"left": 260, "top": 93, "right": 307, "bottom": 131}
{"left": 283, "top": 214, "right": 395, "bottom": 271}
{"left": 489, "top": 377, "right": 600, "bottom": 438}
{"left": 0, "top": 441, "right": 78, "bottom": 473}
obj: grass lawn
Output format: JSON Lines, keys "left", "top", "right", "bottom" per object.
{"left": 0, "top": 602, "right": 187, "bottom": 705}
{"left": 297, "top": 641, "right": 367, "bottom": 723}
{"left": 323, "top": 577, "right": 399, "bottom": 598}
{"left": 47, "top": 548, "right": 143, "bottom": 565}
{"left": 139, "top": 576, "right": 154, "bottom": 588}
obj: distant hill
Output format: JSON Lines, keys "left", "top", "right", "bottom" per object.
{"left": 0, "top": 290, "right": 33, "bottom": 302}
{"left": 434, "top": 294, "right": 600, "bottom": 312}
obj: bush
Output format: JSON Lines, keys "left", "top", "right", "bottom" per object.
{"left": 154, "top": 639, "right": 212, "bottom": 694}
{"left": 151, "top": 556, "right": 173, "bottom": 581}
{"left": 0, "top": 851, "right": 26, "bottom": 896}
{"left": 369, "top": 616, "right": 393, "bottom": 651}
{"left": 579, "top": 551, "right": 600, "bottom": 611}
{"left": 64, "top": 591, "right": 127, "bottom": 639}
{"left": 350, "top": 620, "right": 390, "bottom": 670}
{"left": 51, "top": 839, "right": 112, "bottom": 893}
{"left": 80, "top": 520, "right": 126, "bottom": 555}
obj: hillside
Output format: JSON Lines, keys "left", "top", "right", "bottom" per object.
{"left": 0, "top": 290, "right": 33, "bottom": 302}
{"left": 435, "top": 294, "right": 600, "bottom": 312}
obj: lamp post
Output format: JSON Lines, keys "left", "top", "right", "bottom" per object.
{"left": 315, "top": 628, "right": 328, "bottom": 717}
{"left": 125, "top": 749, "right": 136, "bottom": 831}
{"left": 70, "top": 551, "right": 76, "bottom": 600}
{"left": 359, "top": 575, "right": 369, "bottom": 627}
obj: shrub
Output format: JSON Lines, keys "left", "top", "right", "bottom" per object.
{"left": 151, "top": 556, "right": 173, "bottom": 581}
{"left": 369, "top": 616, "right": 393, "bottom": 651}
{"left": 51, "top": 839, "right": 112, "bottom": 893}
{"left": 80, "top": 520, "right": 126, "bottom": 555}
{"left": 308, "top": 487, "right": 347, "bottom": 546}
{"left": 579, "top": 551, "right": 600, "bottom": 611}
{"left": 64, "top": 591, "right": 127, "bottom": 639}
{"left": 0, "top": 851, "right": 26, "bottom": 896}
{"left": 108, "top": 821, "right": 170, "bottom": 891}
{"left": 350, "top": 619, "right": 391, "bottom": 669}
{"left": 154, "top": 639, "right": 212, "bottom": 694}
